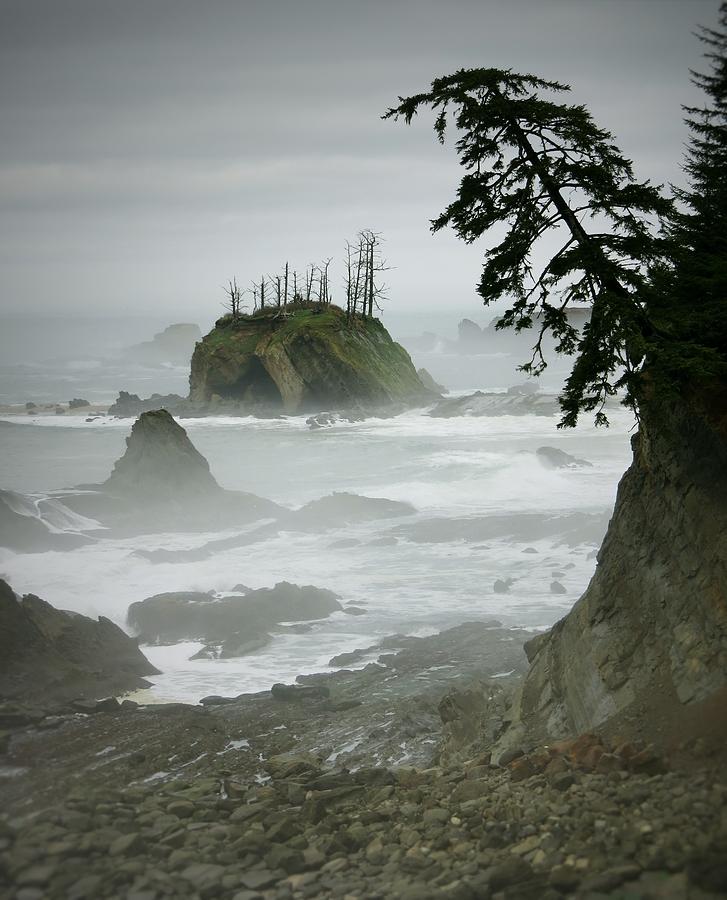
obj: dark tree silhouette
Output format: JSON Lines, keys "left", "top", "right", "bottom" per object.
{"left": 647, "top": 4, "right": 727, "bottom": 392}
{"left": 384, "top": 69, "right": 671, "bottom": 425}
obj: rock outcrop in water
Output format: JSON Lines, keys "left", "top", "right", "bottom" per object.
{"left": 104, "top": 408, "right": 220, "bottom": 499}
{"left": 0, "top": 580, "right": 158, "bottom": 707}
{"left": 504, "top": 391, "right": 727, "bottom": 750}
{"left": 189, "top": 305, "right": 435, "bottom": 413}
{"left": 61, "top": 409, "right": 282, "bottom": 534}
{"left": 127, "top": 582, "right": 343, "bottom": 658}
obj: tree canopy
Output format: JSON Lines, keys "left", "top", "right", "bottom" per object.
{"left": 646, "top": 3, "right": 727, "bottom": 395}
{"left": 384, "top": 4, "right": 726, "bottom": 426}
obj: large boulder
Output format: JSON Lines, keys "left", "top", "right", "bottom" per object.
{"left": 189, "top": 305, "right": 435, "bottom": 413}
{"left": 127, "top": 582, "right": 343, "bottom": 657}
{"left": 501, "top": 390, "right": 727, "bottom": 750}
{"left": 107, "top": 391, "right": 188, "bottom": 418}
{"left": 0, "top": 580, "right": 158, "bottom": 706}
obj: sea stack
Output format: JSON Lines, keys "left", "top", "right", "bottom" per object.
{"left": 188, "top": 305, "right": 436, "bottom": 413}
{"left": 104, "top": 409, "right": 220, "bottom": 500}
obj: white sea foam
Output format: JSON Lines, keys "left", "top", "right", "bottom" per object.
{"left": 0, "top": 408, "right": 634, "bottom": 702}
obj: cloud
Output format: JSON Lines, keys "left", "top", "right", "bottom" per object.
{"left": 0, "top": 0, "right": 718, "bottom": 316}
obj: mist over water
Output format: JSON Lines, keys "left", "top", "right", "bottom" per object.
{"left": 0, "top": 394, "right": 634, "bottom": 703}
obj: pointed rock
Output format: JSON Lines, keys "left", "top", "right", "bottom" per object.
{"left": 104, "top": 409, "right": 219, "bottom": 499}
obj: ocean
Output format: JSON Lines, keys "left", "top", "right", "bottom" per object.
{"left": 0, "top": 403, "right": 634, "bottom": 704}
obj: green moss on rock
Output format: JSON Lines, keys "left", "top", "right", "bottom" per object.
{"left": 189, "top": 306, "right": 435, "bottom": 412}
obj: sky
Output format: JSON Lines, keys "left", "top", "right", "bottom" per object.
{"left": 0, "top": 0, "right": 720, "bottom": 325}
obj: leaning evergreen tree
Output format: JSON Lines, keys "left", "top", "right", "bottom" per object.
{"left": 384, "top": 69, "right": 671, "bottom": 425}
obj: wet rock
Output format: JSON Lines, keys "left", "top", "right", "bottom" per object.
{"left": 109, "top": 833, "right": 143, "bottom": 856}
{"left": 0, "top": 580, "right": 158, "bottom": 708}
{"left": 128, "top": 582, "right": 342, "bottom": 651}
{"left": 271, "top": 683, "right": 330, "bottom": 702}
{"left": 493, "top": 578, "right": 513, "bottom": 594}
{"left": 238, "top": 870, "right": 280, "bottom": 891}
{"left": 535, "top": 446, "right": 592, "bottom": 469}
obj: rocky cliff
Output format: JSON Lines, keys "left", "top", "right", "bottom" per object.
{"left": 189, "top": 306, "right": 435, "bottom": 412}
{"left": 503, "top": 388, "right": 727, "bottom": 750}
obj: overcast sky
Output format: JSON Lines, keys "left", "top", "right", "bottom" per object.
{"left": 0, "top": 0, "right": 719, "bottom": 323}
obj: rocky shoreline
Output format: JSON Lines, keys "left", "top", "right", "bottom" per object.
{"left": 2, "top": 618, "right": 726, "bottom": 900}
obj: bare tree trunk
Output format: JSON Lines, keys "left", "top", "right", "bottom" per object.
{"left": 260, "top": 277, "right": 266, "bottom": 309}
{"left": 345, "top": 242, "right": 352, "bottom": 319}
{"left": 284, "top": 262, "right": 289, "bottom": 309}
{"left": 224, "top": 277, "right": 241, "bottom": 318}
{"left": 276, "top": 276, "right": 281, "bottom": 308}
{"left": 354, "top": 238, "right": 364, "bottom": 317}
{"left": 368, "top": 238, "right": 374, "bottom": 317}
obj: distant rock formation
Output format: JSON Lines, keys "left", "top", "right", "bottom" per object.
{"left": 429, "top": 390, "right": 559, "bottom": 418}
{"left": 104, "top": 409, "right": 220, "bottom": 500}
{"left": 189, "top": 305, "right": 436, "bottom": 413}
{"left": 457, "top": 318, "right": 486, "bottom": 350}
{"left": 108, "top": 391, "right": 187, "bottom": 418}
{"left": 502, "top": 391, "right": 727, "bottom": 750}
{"left": 417, "top": 367, "right": 447, "bottom": 394}
{"left": 453, "top": 307, "right": 591, "bottom": 356}
{"left": 122, "top": 323, "right": 202, "bottom": 366}
{"left": 0, "top": 579, "right": 158, "bottom": 707}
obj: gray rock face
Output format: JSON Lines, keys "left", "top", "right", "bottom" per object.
{"left": 127, "top": 582, "right": 343, "bottom": 656}
{"left": 0, "top": 579, "right": 158, "bottom": 706}
{"left": 104, "top": 409, "right": 219, "bottom": 499}
{"left": 506, "top": 393, "right": 727, "bottom": 745}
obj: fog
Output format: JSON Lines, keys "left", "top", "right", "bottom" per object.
{"left": 0, "top": 0, "right": 716, "bottom": 320}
